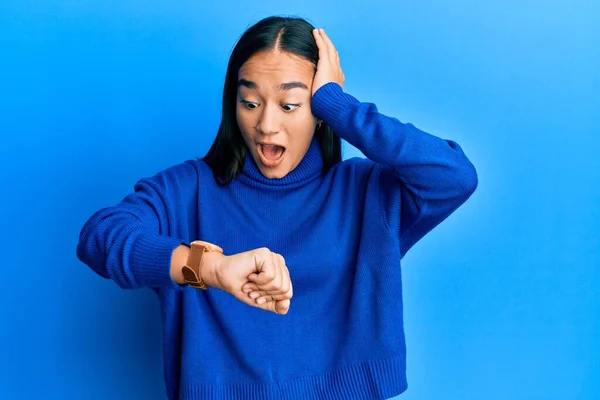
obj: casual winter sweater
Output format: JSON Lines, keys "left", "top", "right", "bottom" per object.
{"left": 76, "top": 82, "right": 478, "bottom": 399}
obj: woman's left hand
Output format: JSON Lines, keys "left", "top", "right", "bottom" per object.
{"left": 312, "top": 28, "right": 345, "bottom": 96}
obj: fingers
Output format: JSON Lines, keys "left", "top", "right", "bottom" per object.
{"left": 247, "top": 250, "right": 280, "bottom": 290}
{"left": 236, "top": 290, "right": 290, "bottom": 315}
{"left": 243, "top": 252, "right": 293, "bottom": 313}
{"left": 245, "top": 280, "right": 293, "bottom": 310}
{"left": 275, "top": 299, "right": 290, "bottom": 315}
{"left": 246, "top": 290, "right": 290, "bottom": 303}
{"left": 274, "top": 253, "right": 291, "bottom": 295}
{"left": 248, "top": 252, "right": 287, "bottom": 292}
{"left": 258, "top": 298, "right": 290, "bottom": 315}
{"left": 241, "top": 249, "right": 293, "bottom": 315}
{"left": 313, "top": 28, "right": 338, "bottom": 61}
{"left": 244, "top": 254, "right": 291, "bottom": 294}
{"left": 245, "top": 267, "right": 292, "bottom": 301}
{"left": 318, "top": 28, "right": 338, "bottom": 60}
{"left": 274, "top": 253, "right": 286, "bottom": 291}
{"left": 281, "top": 259, "right": 292, "bottom": 297}
{"left": 239, "top": 284, "right": 292, "bottom": 315}
{"left": 312, "top": 28, "right": 328, "bottom": 60}
{"left": 256, "top": 298, "right": 290, "bottom": 315}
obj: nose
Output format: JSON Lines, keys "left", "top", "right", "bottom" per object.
{"left": 255, "top": 103, "right": 281, "bottom": 135}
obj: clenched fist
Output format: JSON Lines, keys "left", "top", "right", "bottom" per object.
{"left": 201, "top": 247, "right": 293, "bottom": 315}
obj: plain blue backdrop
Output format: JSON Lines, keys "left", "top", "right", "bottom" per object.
{"left": 1, "top": 1, "right": 598, "bottom": 399}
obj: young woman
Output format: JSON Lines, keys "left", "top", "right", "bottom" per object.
{"left": 77, "top": 15, "right": 478, "bottom": 400}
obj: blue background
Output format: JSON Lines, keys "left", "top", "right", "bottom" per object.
{"left": 1, "top": 1, "right": 598, "bottom": 399}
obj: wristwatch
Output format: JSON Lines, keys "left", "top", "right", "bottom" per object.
{"left": 181, "top": 240, "right": 224, "bottom": 289}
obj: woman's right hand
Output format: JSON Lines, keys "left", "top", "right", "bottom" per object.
{"left": 201, "top": 248, "right": 293, "bottom": 315}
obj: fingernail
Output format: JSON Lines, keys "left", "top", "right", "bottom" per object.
{"left": 243, "top": 287, "right": 252, "bottom": 293}
{"left": 249, "top": 292, "right": 259, "bottom": 299}
{"left": 257, "top": 298, "right": 266, "bottom": 304}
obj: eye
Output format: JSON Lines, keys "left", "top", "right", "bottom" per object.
{"left": 282, "top": 104, "right": 300, "bottom": 112}
{"left": 240, "top": 100, "right": 259, "bottom": 109}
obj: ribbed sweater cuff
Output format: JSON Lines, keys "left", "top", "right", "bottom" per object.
{"left": 131, "top": 232, "right": 187, "bottom": 290}
{"left": 311, "top": 82, "right": 360, "bottom": 128}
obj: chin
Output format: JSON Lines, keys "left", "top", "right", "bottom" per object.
{"left": 259, "top": 165, "right": 289, "bottom": 179}
{"left": 250, "top": 149, "right": 292, "bottom": 179}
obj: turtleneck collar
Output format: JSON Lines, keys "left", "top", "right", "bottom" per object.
{"left": 239, "top": 135, "right": 324, "bottom": 188}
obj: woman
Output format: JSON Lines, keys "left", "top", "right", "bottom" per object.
{"left": 77, "top": 15, "right": 478, "bottom": 400}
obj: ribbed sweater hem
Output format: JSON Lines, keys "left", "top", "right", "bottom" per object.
{"left": 168, "top": 356, "right": 407, "bottom": 400}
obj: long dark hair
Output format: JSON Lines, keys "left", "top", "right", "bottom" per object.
{"left": 202, "top": 15, "right": 342, "bottom": 185}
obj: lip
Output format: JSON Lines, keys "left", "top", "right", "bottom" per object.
{"left": 256, "top": 143, "right": 286, "bottom": 168}
{"left": 257, "top": 141, "right": 285, "bottom": 147}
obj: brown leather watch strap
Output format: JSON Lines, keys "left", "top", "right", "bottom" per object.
{"left": 181, "top": 240, "right": 224, "bottom": 289}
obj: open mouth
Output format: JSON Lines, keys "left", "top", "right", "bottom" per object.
{"left": 256, "top": 143, "right": 286, "bottom": 168}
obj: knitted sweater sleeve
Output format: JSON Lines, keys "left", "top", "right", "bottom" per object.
{"left": 311, "top": 83, "right": 478, "bottom": 257}
{"left": 76, "top": 161, "right": 199, "bottom": 290}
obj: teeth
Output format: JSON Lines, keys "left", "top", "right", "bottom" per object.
{"left": 260, "top": 144, "right": 284, "bottom": 151}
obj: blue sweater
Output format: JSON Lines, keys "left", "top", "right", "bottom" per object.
{"left": 77, "top": 82, "right": 477, "bottom": 399}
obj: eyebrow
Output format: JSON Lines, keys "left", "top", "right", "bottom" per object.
{"left": 237, "top": 79, "right": 309, "bottom": 91}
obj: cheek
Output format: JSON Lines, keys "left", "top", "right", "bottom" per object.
{"left": 291, "top": 110, "right": 317, "bottom": 135}
{"left": 235, "top": 105, "right": 243, "bottom": 126}
{"left": 236, "top": 108, "right": 252, "bottom": 135}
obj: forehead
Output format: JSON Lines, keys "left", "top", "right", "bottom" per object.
{"left": 238, "top": 50, "right": 314, "bottom": 86}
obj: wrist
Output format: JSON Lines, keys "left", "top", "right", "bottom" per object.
{"left": 170, "top": 245, "right": 190, "bottom": 285}
{"left": 200, "top": 252, "right": 226, "bottom": 290}
{"left": 181, "top": 240, "right": 224, "bottom": 290}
